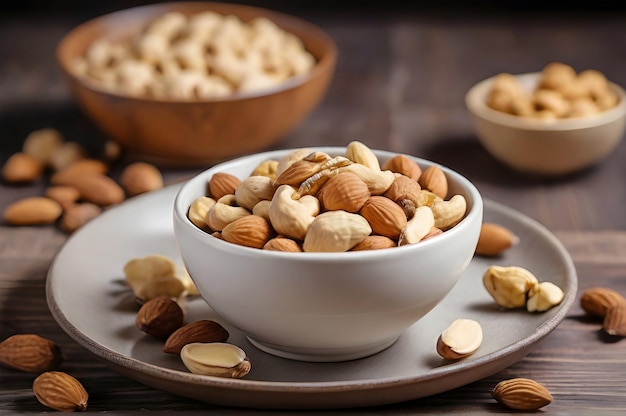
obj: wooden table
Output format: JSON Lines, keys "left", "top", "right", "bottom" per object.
{"left": 2, "top": 3, "right": 626, "bottom": 414}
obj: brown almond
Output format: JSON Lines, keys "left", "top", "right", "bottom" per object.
{"left": 164, "top": 320, "right": 230, "bottom": 354}
{"left": 263, "top": 236, "right": 303, "bottom": 252}
{"left": 50, "top": 159, "right": 108, "bottom": 181}
{"left": 580, "top": 287, "right": 626, "bottom": 319}
{"left": 51, "top": 171, "right": 124, "bottom": 206}
{"left": 383, "top": 175, "right": 421, "bottom": 204}
{"left": 360, "top": 196, "right": 407, "bottom": 240}
{"left": 33, "top": 371, "right": 88, "bottom": 412}
{"left": 381, "top": 155, "right": 422, "bottom": 180}
{"left": 3, "top": 197, "right": 63, "bottom": 225}
{"left": 475, "top": 223, "right": 519, "bottom": 256}
{"left": 208, "top": 172, "right": 241, "bottom": 200}
{"left": 136, "top": 296, "right": 184, "bottom": 339}
{"left": 2, "top": 152, "right": 43, "bottom": 183}
{"left": 0, "top": 334, "right": 62, "bottom": 372}
{"left": 492, "top": 378, "right": 553, "bottom": 410}
{"left": 351, "top": 235, "right": 396, "bottom": 251}
{"left": 602, "top": 305, "right": 626, "bottom": 336}
{"left": 49, "top": 142, "right": 86, "bottom": 172}
{"left": 59, "top": 203, "right": 102, "bottom": 233}
{"left": 120, "top": 162, "right": 164, "bottom": 196}
{"left": 45, "top": 186, "right": 81, "bottom": 208}
{"left": 317, "top": 172, "right": 370, "bottom": 213}
{"left": 274, "top": 159, "right": 322, "bottom": 186}
{"left": 222, "top": 215, "right": 275, "bottom": 249}
{"left": 418, "top": 165, "right": 448, "bottom": 199}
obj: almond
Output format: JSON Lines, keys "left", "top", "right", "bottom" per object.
{"left": 602, "top": 304, "right": 626, "bottom": 336}
{"left": 580, "top": 287, "right": 626, "bottom": 319}
{"left": 475, "top": 223, "right": 519, "bottom": 256}
{"left": 164, "top": 320, "right": 230, "bottom": 354}
{"left": 22, "top": 128, "right": 63, "bottom": 166}
{"left": 382, "top": 154, "right": 422, "bottom": 180}
{"left": 51, "top": 171, "right": 124, "bottom": 206}
{"left": 436, "top": 318, "right": 483, "bottom": 360}
{"left": 0, "top": 334, "right": 62, "bottom": 373}
{"left": 221, "top": 215, "right": 275, "bottom": 249}
{"left": 351, "top": 235, "right": 396, "bottom": 251}
{"left": 49, "top": 141, "right": 87, "bottom": 171}
{"left": 263, "top": 236, "right": 303, "bottom": 252}
{"left": 120, "top": 162, "right": 163, "bottom": 196}
{"left": 317, "top": 172, "right": 370, "bottom": 212}
{"left": 360, "top": 196, "right": 407, "bottom": 240}
{"left": 3, "top": 197, "right": 62, "bottom": 225}
{"left": 33, "top": 371, "right": 88, "bottom": 412}
{"left": 136, "top": 296, "right": 184, "bottom": 338}
{"left": 59, "top": 202, "right": 102, "bottom": 233}
{"left": 492, "top": 378, "right": 553, "bottom": 410}
{"left": 418, "top": 165, "right": 448, "bottom": 199}
{"left": 50, "top": 158, "right": 108, "bottom": 182}
{"left": 383, "top": 174, "right": 421, "bottom": 204}
{"left": 208, "top": 172, "right": 241, "bottom": 200}
{"left": 2, "top": 152, "right": 43, "bottom": 183}
{"left": 274, "top": 159, "right": 322, "bottom": 186}
{"left": 45, "top": 186, "right": 81, "bottom": 208}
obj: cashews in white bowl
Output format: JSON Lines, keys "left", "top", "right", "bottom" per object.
{"left": 173, "top": 147, "right": 483, "bottom": 362}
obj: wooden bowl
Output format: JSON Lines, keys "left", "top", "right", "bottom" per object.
{"left": 57, "top": 2, "right": 337, "bottom": 166}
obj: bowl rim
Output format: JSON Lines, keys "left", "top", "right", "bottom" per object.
{"left": 465, "top": 71, "right": 626, "bottom": 132}
{"left": 56, "top": 1, "right": 338, "bottom": 104}
{"left": 173, "top": 146, "right": 484, "bottom": 261}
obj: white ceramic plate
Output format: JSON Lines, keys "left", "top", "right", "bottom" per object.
{"left": 47, "top": 184, "right": 577, "bottom": 410}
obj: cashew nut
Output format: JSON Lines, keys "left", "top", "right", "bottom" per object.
{"left": 303, "top": 210, "right": 372, "bottom": 252}
{"left": 346, "top": 141, "right": 381, "bottom": 171}
{"left": 431, "top": 194, "right": 467, "bottom": 230}
{"left": 268, "top": 185, "right": 320, "bottom": 240}
{"left": 206, "top": 194, "right": 251, "bottom": 231}
{"left": 398, "top": 206, "right": 435, "bottom": 245}
{"left": 234, "top": 175, "right": 274, "bottom": 211}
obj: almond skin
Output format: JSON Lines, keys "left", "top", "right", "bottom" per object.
{"left": 59, "top": 203, "right": 102, "bottom": 233}
{"left": 33, "top": 371, "right": 88, "bottom": 412}
{"left": 0, "top": 334, "right": 62, "bottom": 373}
{"left": 351, "top": 235, "right": 396, "bottom": 251}
{"left": 418, "top": 165, "right": 448, "bottom": 199}
{"left": 136, "top": 296, "right": 184, "bottom": 339}
{"left": 263, "top": 236, "right": 303, "bottom": 252}
{"left": 222, "top": 215, "right": 275, "bottom": 249}
{"left": 51, "top": 171, "right": 124, "bottom": 206}
{"left": 381, "top": 154, "right": 422, "bottom": 180}
{"left": 492, "top": 378, "right": 553, "bottom": 410}
{"left": 580, "top": 287, "right": 626, "bottom": 319}
{"left": 164, "top": 320, "right": 230, "bottom": 354}
{"left": 475, "top": 223, "right": 519, "bottom": 256}
{"left": 2, "top": 152, "right": 43, "bottom": 183}
{"left": 602, "top": 304, "right": 626, "bottom": 336}
{"left": 120, "top": 162, "right": 163, "bottom": 197}
{"left": 360, "top": 196, "right": 407, "bottom": 240}
{"left": 317, "top": 172, "right": 370, "bottom": 213}
{"left": 3, "top": 197, "right": 63, "bottom": 225}
{"left": 208, "top": 172, "right": 241, "bottom": 200}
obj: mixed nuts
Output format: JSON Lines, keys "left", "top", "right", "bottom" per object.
{"left": 187, "top": 141, "right": 469, "bottom": 252}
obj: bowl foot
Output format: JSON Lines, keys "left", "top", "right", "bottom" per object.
{"left": 246, "top": 336, "right": 399, "bottom": 362}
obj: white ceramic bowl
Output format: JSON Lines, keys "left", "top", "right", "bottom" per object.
{"left": 465, "top": 72, "right": 626, "bottom": 176}
{"left": 173, "top": 147, "right": 483, "bottom": 362}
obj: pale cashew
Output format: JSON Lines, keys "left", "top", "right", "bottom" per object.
{"left": 234, "top": 175, "right": 274, "bottom": 211}
{"left": 483, "top": 265, "right": 539, "bottom": 308}
{"left": 206, "top": 194, "right": 251, "bottom": 231}
{"left": 303, "top": 210, "right": 372, "bottom": 252}
{"left": 398, "top": 206, "right": 435, "bottom": 246}
{"left": 188, "top": 196, "right": 216, "bottom": 230}
{"left": 252, "top": 200, "right": 271, "bottom": 222}
{"left": 431, "top": 194, "right": 467, "bottom": 230}
{"left": 527, "top": 282, "right": 564, "bottom": 312}
{"left": 345, "top": 141, "right": 381, "bottom": 171}
{"left": 336, "top": 163, "right": 395, "bottom": 195}
{"left": 268, "top": 185, "right": 319, "bottom": 240}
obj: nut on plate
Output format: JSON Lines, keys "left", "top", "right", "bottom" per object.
{"left": 436, "top": 318, "right": 483, "bottom": 360}
{"left": 483, "top": 265, "right": 539, "bottom": 308}
{"left": 475, "top": 223, "right": 518, "bottom": 256}
{"left": 136, "top": 296, "right": 185, "bottom": 338}
{"left": 181, "top": 342, "right": 250, "bottom": 378}
{"left": 164, "top": 320, "right": 230, "bottom": 354}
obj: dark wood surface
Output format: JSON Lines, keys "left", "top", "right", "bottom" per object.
{"left": 2, "top": 3, "right": 626, "bottom": 414}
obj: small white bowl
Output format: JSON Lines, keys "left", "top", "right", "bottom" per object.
{"left": 173, "top": 147, "right": 483, "bottom": 362}
{"left": 465, "top": 72, "right": 626, "bottom": 176}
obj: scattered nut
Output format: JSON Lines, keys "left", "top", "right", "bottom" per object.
{"left": 2, "top": 152, "right": 43, "bottom": 183}
{"left": 59, "top": 202, "right": 102, "bottom": 233}
{"left": 136, "top": 296, "right": 185, "bottom": 338}
{"left": 180, "top": 342, "right": 250, "bottom": 378}
{"left": 475, "top": 223, "right": 518, "bottom": 256}
{"left": 602, "top": 304, "right": 626, "bottom": 337}
{"left": 436, "top": 318, "right": 483, "bottom": 360}
{"left": 164, "top": 320, "right": 230, "bottom": 354}
{"left": 483, "top": 265, "right": 538, "bottom": 309}
{"left": 119, "top": 162, "right": 163, "bottom": 196}
{"left": 580, "top": 287, "right": 626, "bottom": 319}
{"left": 3, "top": 197, "right": 63, "bottom": 226}
{"left": 492, "top": 378, "right": 553, "bottom": 410}
{"left": 33, "top": 371, "right": 88, "bottom": 412}
{"left": 123, "top": 254, "right": 188, "bottom": 302}
{"left": 22, "top": 128, "right": 63, "bottom": 166}
{"left": 527, "top": 281, "right": 564, "bottom": 312}
{"left": 0, "top": 334, "right": 62, "bottom": 373}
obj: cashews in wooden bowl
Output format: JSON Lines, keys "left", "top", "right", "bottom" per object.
{"left": 173, "top": 145, "right": 483, "bottom": 362}
{"left": 57, "top": 2, "right": 337, "bottom": 166}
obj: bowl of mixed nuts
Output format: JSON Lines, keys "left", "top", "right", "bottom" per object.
{"left": 173, "top": 142, "right": 483, "bottom": 362}
{"left": 56, "top": 2, "right": 337, "bottom": 166}
{"left": 465, "top": 62, "right": 626, "bottom": 176}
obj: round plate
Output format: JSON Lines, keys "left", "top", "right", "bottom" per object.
{"left": 47, "top": 184, "right": 577, "bottom": 410}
